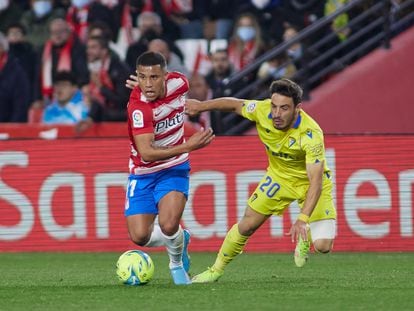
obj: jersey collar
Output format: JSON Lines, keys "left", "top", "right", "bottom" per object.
{"left": 293, "top": 111, "right": 302, "bottom": 129}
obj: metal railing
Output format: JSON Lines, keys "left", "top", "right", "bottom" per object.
{"left": 215, "top": 0, "right": 414, "bottom": 135}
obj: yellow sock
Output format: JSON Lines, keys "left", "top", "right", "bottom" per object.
{"left": 212, "top": 224, "right": 249, "bottom": 273}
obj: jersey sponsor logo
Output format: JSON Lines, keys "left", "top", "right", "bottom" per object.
{"left": 132, "top": 110, "right": 144, "bottom": 128}
{"left": 271, "top": 151, "right": 295, "bottom": 159}
{"left": 289, "top": 137, "right": 296, "bottom": 147}
{"left": 155, "top": 111, "right": 184, "bottom": 134}
{"left": 246, "top": 101, "right": 257, "bottom": 113}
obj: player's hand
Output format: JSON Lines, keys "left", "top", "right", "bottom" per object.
{"left": 186, "top": 127, "right": 215, "bottom": 151}
{"left": 286, "top": 219, "right": 308, "bottom": 243}
{"left": 125, "top": 74, "right": 139, "bottom": 90}
{"left": 185, "top": 99, "right": 202, "bottom": 117}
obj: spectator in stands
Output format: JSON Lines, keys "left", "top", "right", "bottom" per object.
{"left": 283, "top": 24, "right": 303, "bottom": 65}
{"left": 204, "top": 0, "right": 238, "bottom": 40}
{"left": 228, "top": 12, "right": 265, "bottom": 71}
{"left": 20, "top": 0, "right": 66, "bottom": 50}
{"left": 66, "top": 0, "right": 117, "bottom": 43}
{"left": 0, "top": 32, "right": 30, "bottom": 122}
{"left": 0, "top": 1, "right": 23, "bottom": 34}
{"left": 325, "top": 0, "right": 350, "bottom": 42}
{"left": 42, "top": 71, "right": 90, "bottom": 124}
{"left": 33, "top": 18, "right": 89, "bottom": 105}
{"left": 185, "top": 74, "right": 212, "bottom": 132}
{"left": 236, "top": 0, "right": 286, "bottom": 44}
{"left": 113, "top": 0, "right": 145, "bottom": 56}
{"left": 87, "top": 21, "right": 124, "bottom": 59}
{"left": 86, "top": 35, "right": 130, "bottom": 121}
{"left": 148, "top": 38, "right": 188, "bottom": 75}
{"left": 257, "top": 51, "right": 297, "bottom": 81}
{"left": 6, "top": 23, "right": 37, "bottom": 100}
{"left": 169, "top": 0, "right": 207, "bottom": 39}
{"left": 205, "top": 49, "right": 234, "bottom": 98}
{"left": 125, "top": 11, "right": 183, "bottom": 71}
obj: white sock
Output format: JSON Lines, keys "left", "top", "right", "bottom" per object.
{"left": 144, "top": 224, "right": 165, "bottom": 247}
{"left": 162, "top": 226, "right": 184, "bottom": 269}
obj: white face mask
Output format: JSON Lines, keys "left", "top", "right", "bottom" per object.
{"left": 71, "top": 0, "right": 91, "bottom": 9}
{"left": 33, "top": 1, "right": 52, "bottom": 18}
{"left": 88, "top": 60, "right": 103, "bottom": 73}
{"left": 0, "top": 0, "right": 10, "bottom": 12}
{"left": 251, "top": 0, "right": 270, "bottom": 9}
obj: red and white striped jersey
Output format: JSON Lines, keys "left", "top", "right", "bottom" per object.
{"left": 127, "top": 72, "right": 189, "bottom": 175}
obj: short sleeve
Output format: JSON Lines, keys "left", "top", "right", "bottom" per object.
{"left": 302, "top": 129, "right": 326, "bottom": 164}
{"left": 241, "top": 100, "right": 260, "bottom": 122}
{"left": 128, "top": 101, "right": 154, "bottom": 135}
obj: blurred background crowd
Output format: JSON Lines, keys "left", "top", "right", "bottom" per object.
{"left": 0, "top": 0, "right": 409, "bottom": 134}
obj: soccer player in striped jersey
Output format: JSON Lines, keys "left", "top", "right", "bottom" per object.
{"left": 186, "top": 78, "right": 337, "bottom": 283}
{"left": 125, "top": 51, "right": 214, "bottom": 285}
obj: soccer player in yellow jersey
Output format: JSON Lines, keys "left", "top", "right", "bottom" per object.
{"left": 185, "top": 78, "right": 337, "bottom": 283}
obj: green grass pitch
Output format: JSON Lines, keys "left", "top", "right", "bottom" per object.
{"left": 1, "top": 252, "right": 413, "bottom": 311}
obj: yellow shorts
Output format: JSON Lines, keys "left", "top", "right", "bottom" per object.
{"left": 248, "top": 172, "right": 336, "bottom": 222}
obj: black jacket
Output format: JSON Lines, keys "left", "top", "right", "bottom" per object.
{"left": 0, "top": 55, "right": 30, "bottom": 122}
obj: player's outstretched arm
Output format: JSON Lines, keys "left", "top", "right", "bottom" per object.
{"left": 134, "top": 128, "right": 214, "bottom": 162}
{"left": 186, "top": 98, "right": 245, "bottom": 117}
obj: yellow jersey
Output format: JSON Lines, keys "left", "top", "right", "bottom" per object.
{"left": 241, "top": 99, "right": 331, "bottom": 185}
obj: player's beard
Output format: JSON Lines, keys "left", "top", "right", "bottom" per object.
{"left": 273, "top": 110, "right": 297, "bottom": 131}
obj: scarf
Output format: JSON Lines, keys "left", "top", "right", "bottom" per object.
{"left": 228, "top": 40, "right": 257, "bottom": 71}
{"left": 121, "top": 1, "right": 133, "bottom": 45}
{"left": 89, "top": 56, "right": 115, "bottom": 107}
{"left": 66, "top": 5, "right": 90, "bottom": 43}
{"left": 0, "top": 52, "right": 8, "bottom": 72}
{"left": 41, "top": 35, "right": 73, "bottom": 99}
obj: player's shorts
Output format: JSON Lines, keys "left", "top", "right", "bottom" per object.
{"left": 124, "top": 161, "right": 190, "bottom": 216}
{"left": 248, "top": 171, "right": 336, "bottom": 223}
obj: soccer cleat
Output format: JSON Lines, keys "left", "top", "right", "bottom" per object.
{"left": 294, "top": 235, "right": 311, "bottom": 267}
{"left": 182, "top": 229, "right": 191, "bottom": 273}
{"left": 191, "top": 267, "right": 223, "bottom": 283}
{"left": 170, "top": 266, "right": 192, "bottom": 285}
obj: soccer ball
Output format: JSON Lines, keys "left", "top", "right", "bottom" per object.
{"left": 116, "top": 250, "right": 155, "bottom": 286}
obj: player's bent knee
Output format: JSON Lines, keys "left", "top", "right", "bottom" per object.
{"left": 159, "top": 223, "right": 180, "bottom": 237}
{"left": 313, "top": 239, "right": 334, "bottom": 254}
{"left": 128, "top": 232, "right": 150, "bottom": 246}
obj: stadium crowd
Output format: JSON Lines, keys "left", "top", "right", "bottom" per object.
{"left": 0, "top": 0, "right": 402, "bottom": 133}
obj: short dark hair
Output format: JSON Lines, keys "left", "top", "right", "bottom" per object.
{"left": 53, "top": 71, "right": 77, "bottom": 85}
{"left": 88, "top": 35, "right": 109, "bottom": 50}
{"left": 6, "top": 22, "right": 26, "bottom": 35}
{"left": 136, "top": 51, "right": 166, "bottom": 69}
{"left": 87, "top": 21, "right": 113, "bottom": 41}
{"left": 269, "top": 78, "right": 303, "bottom": 106}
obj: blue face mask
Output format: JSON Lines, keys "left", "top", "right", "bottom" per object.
{"left": 237, "top": 26, "right": 256, "bottom": 42}
{"left": 268, "top": 66, "right": 287, "bottom": 79}
{"left": 71, "top": 0, "right": 91, "bottom": 9}
{"left": 288, "top": 46, "right": 303, "bottom": 60}
{"left": 33, "top": 1, "right": 52, "bottom": 18}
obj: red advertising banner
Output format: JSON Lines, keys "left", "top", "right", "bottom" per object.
{"left": 0, "top": 135, "right": 413, "bottom": 252}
